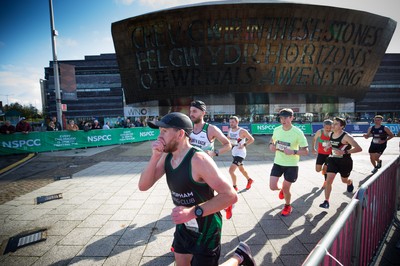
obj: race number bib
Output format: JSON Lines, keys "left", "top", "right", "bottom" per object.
{"left": 331, "top": 148, "right": 343, "bottom": 158}
{"left": 372, "top": 138, "right": 380, "bottom": 144}
{"left": 185, "top": 219, "right": 199, "bottom": 232}
{"left": 276, "top": 140, "right": 291, "bottom": 151}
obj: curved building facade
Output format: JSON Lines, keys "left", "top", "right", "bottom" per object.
{"left": 112, "top": 1, "right": 396, "bottom": 119}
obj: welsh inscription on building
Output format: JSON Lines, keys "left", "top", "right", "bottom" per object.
{"left": 112, "top": 3, "right": 396, "bottom": 103}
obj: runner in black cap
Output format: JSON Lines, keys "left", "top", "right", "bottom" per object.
{"left": 141, "top": 112, "right": 241, "bottom": 266}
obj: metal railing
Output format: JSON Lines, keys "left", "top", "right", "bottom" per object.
{"left": 303, "top": 156, "right": 400, "bottom": 266}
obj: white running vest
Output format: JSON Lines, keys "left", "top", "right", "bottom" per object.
{"left": 190, "top": 123, "right": 214, "bottom": 151}
{"left": 228, "top": 128, "right": 246, "bottom": 158}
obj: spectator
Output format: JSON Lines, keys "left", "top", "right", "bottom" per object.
{"left": 114, "top": 121, "right": 122, "bottom": 128}
{"left": 47, "top": 121, "right": 57, "bottom": 131}
{"left": 51, "top": 116, "right": 62, "bottom": 130}
{"left": 134, "top": 118, "right": 143, "bottom": 127}
{"left": 78, "top": 121, "right": 85, "bottom": 130}
{"left": 91, "top": 120, "right": 102, "bottom": 130}
{"left": 66, "top": 120, "right": 79, "bottom": 131}
{"left": 124, "top": 118, "right": 134, "bottom": 128}
{"left": 0, "top": 120, "right": 16, "bottom": 134}
{"left": 16, "top": 117, "right": 31, "bottom": 134}
{"left": 103, "top": 121, "right": 111, "bottom": 129}
{"left": 84, "top": 122, "right": 91, "bottom": 132}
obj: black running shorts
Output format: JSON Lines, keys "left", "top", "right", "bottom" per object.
{"left": 326, "top": 156, "right": 353, "bottom": 178}
{"left": 316, "top": 153, "right": 330, "bottom": 166}
{"left": 368, "top": 143, "right": 387, "bottom": 154}
{"left": 232, "top": 156, "right": 245, "bottom": 166}
{"left": 270, "top": 163, "right": 299, "bottom": 183}
{"left": 172, "top": 225, "right": 221, "bottom": 266}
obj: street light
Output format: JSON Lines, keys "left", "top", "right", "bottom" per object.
{"left": 49, "top": 0, "right": 63, "bottom": 129}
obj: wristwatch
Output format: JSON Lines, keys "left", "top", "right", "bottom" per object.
{"left": 194, "top": 205, "right": 204, "bottom": 218}
{"left": 214, "top": 150, "right": 219, "bottom": 156}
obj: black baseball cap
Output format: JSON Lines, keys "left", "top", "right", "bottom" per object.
{"left": 190, "top": 100, "right": 206, "bottom": 111}
{"left": 148, "top": 112, "right": 193, "bottom": 136}
{"left": 278, "top": 108, "right": 294, "bottom": 117}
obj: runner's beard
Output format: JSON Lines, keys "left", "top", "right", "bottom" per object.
{"left": 191, "top": 116, "right": 202, "bottom": 124}
{"left": 164, "top": 139, "right": 179, "bottom": 153}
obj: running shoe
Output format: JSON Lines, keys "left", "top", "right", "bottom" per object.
{"left": 319, "top": 200, "right": 329, "bottom": 209}
{"left": 246, "top": 179, "right": 253, "bottom": 190}
{"left": 371, "top": 168, "right": 378, "bottom": 174}
{"left": 281, "top": 205, "right": 292, "bottom": 216}
{"left": 278, "top": 189, "right": 284, "bottom": 200}
{"left": 233, "top": 185, "right": 238, "bottom": 191}
{"left": 225, "top": 205, "right": 233, "bottom": 219}
{"left": 347, "top": 182, "right": 354, "bottom": 193}
{"left": 377, "top": 160, "right": 382, "bottom": 169}
{"left": 234, "top": 242, "right": 256, "bottom": 266}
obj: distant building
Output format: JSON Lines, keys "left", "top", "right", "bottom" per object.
{"left": 42, "top": 54, "right": 124, "bottom": 124}
{"left": 41, "top": 53, "right": 400, "bottom": 123}
{"left": 355, "top": 54, "right": 400, "bottom": 122}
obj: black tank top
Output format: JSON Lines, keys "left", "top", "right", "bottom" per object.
{"left": 165, "top": 147, "right": 214, "bottom": 207}
{"left": 371, "top": 125, "right": 388, "bottom": 142}
{"left": 330, "top": 131, "right": 352, "bottom": 157}
{"left": 165, "top": 147, "right": 222, "bottom": 244}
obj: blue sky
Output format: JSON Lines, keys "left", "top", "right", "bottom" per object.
{"left": 1, "top": 0, "right": 399, "bottom": 112}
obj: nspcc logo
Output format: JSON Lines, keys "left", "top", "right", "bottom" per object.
{"left": 87, "top": 135, "right": 112, "bottom": 142}
{"left": 140, "top": 131, "right": 155, "bottom": 137}
{"left": 2, "top": 139, "right": 41, "bottom": 148}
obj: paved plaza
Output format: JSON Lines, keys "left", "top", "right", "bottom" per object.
{"left": 0, "top": 136, "right": 398, "bottom": 265}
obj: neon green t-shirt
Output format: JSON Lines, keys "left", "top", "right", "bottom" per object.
{"left": 272, "top": 125, "right": 308, "bottom": 166}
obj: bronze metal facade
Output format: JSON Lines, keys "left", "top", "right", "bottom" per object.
{"left": 112, "top": 2, "right": 396, "bottom": 105}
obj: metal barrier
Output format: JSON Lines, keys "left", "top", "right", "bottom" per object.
{"left": 303, "top": 156, "right": 400, "bottom": 266}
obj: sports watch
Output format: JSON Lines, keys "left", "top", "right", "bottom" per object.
{"left": 194, "top": 205, "right": 204, "bottom": 218}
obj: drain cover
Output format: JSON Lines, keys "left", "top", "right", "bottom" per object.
{"left": 54, "top": 175, "right": 72, "bottom": 181}
{"left": 3, "top": 229, "right": 47, "bottom": 254}
{"left": 35, "top": 193, "right": 63, "bottom": 204}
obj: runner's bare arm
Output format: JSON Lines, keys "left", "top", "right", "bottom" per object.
{"left": 343, "top": 134, "right": 362, "bottom": 154}
{"left": 170, "top": 152, "right": 238, "bottom": 224}
{"left": 363, "top": 127, "right": 372, "bottom": 139}
{"left": 384, "top": 126, "right": 395, "bottom": 142}
{"left": 138, "top": 140, "right": 167, "bottom": 191}
{"left": 312, "top": 129, "right": 321, "bottom": 154}
{"left": 209, "top": 125, "right": 232, "bottom": 155}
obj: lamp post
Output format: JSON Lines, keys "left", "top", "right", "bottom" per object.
{"left": 49, "top": 0, "right": 63, "bottom": 129}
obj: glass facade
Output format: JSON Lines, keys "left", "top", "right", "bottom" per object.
{"left": 43, "top": 54, "right": 124, "bottom": 124}
{"left": 42, "top": 54, "right": 400, "bottom": 124}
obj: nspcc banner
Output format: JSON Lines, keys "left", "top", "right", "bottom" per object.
{"left": 251, "top": 123, "right": 312, "bottom": 135}
{"left": 0, "top": 128, "right": 159, "bottom": 155}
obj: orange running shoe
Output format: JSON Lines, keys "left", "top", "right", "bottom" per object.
{"left": 281, "top": 205, "right": 292, "bottom": 216}
{"left": 246, "top": 179, "right": 253, "bottom": 190}
{"left": 225, "top": 205, "right": 233, "bottom": 219}
{"left": 279, "top": 189, "right": 284, "bottom": 200}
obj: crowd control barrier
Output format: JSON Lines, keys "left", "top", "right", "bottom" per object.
{"left": 0, "top": 128, "right": 159, "bottom": 155}
{"left": 303, "top": 156, "right": 400, "bottom": 266}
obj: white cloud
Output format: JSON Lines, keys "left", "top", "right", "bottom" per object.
{"left": 114, "top": 0, "right": 137, "bottom": 5}
{"left": 57, "top": 37, "right": 79, "bottom": 48}
{"left": 0, "top": 65, "right": 43, "bottom": 111}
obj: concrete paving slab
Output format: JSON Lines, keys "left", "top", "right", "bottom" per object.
{"left": 0, "top": 136, "right": 397, "bottom": 265}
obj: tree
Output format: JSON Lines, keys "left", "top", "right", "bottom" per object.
{"left": 4, "top": 102, "right": 41, "bottom": 120}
